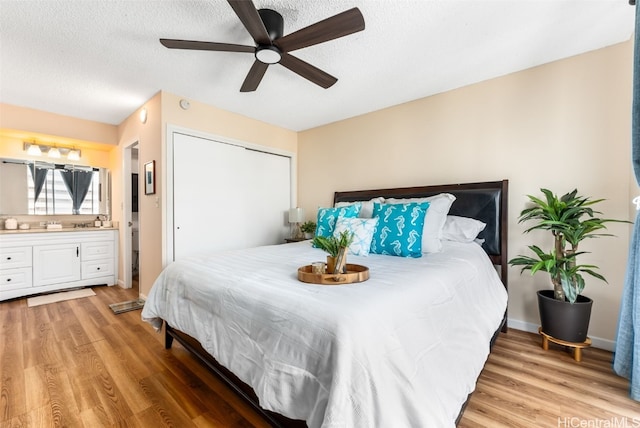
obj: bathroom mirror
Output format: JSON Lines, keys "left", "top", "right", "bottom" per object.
{"left": 0, "top": 158, "right": 111, "bottom": 216}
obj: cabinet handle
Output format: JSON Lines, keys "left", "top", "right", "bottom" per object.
{"left": 97, "top": 267, "right": 101, "bottom": 271}
{"left": 6, "top": 278, "right": 11, "bottom": 282}
{"left": 77, "top": 247, "right": 79, "bottom": 257}
{"left": 6, "top": 257, "right": 11, "bottom": 261}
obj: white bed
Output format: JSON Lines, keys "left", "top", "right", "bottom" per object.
{"left": 142, "top": 238, "right": 507, "bottom": 427}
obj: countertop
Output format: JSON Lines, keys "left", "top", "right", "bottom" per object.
{"left": 0, "top": 226, "right": 118, "bottom": 235}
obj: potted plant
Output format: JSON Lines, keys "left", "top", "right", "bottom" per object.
{"left": 312, "top": 230, "right": 354, "bottom": 274}
{"left": 301, "top": 220, "right": 317, "bottom": 239}
{"left": 509, "top": 188, "right": 627, "bottom": 343}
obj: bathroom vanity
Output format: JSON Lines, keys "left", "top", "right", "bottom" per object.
{"left": 0, "top": 228, "right": 118, "bottom": 301}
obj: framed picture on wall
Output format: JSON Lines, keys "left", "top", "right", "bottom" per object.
{"left": 144, "top": 160, "right": 155, "bottom": 195}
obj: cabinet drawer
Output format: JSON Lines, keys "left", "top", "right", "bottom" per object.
{"left": 82, "top": 259, "right": 114, "bottom": 280}
{"left": 81, "top": 241, "right": 114, "bottom": 261}
{"left": 0, "top": 267, "right": 33, "bottom": 291}
{"left": 0, "top": 246, "right": 32, "bottom": 269}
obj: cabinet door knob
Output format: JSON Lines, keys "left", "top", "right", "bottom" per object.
{"left": 6, "top": 257, "right": 11, "bottom": 260}
{"left": 97, "top": 267, "right": 101, "bottom": 271}
{"left": 6, "top": 278, "right": 11, "bottom": 282}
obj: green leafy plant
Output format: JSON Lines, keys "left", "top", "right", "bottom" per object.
{"left": 300, "top": 221, "right": 317, "bottom": 234}
{"left": 312, "top": 230, "right": 354, "bottom": 257}
{"left": 509, "top": 188, "right": 627, "bottom": 303}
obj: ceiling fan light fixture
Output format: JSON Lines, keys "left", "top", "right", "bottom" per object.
{"left": 256, "top": 45, "right": 281, "bottom": 64}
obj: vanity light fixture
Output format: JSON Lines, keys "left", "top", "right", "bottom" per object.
{"left": 67, "top": 148, "right": 81, "bottom": 161}
{"left": 23, "top": 142, "right": 82, "bottom": 161}
{"left": 48, "top": 146, "right": 61, "bottom": 159}
{"left": 26, "top": 143, "right": 42, "bottom": 156}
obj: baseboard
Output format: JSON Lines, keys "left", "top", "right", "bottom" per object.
{"left": 507, "top": 318, "right": 615, "bottom": 352}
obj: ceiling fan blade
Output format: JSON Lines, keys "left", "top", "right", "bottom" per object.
{"left": 275, "top": 7, "right": 365, "bottom": 53}
{"left": 227, "top": 0, "right": 271, "bottom": 45}
{"left": 240, "top": 60, "right": 269, "bottom": 92}
{"left": 160, "top": 39, "right": 254, "bottom": 53}
{"left": 279, "top": 53, "right": 337, "bottom": 89}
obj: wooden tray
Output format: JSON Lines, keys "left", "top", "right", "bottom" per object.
{"left": 298, "top": 264, "right": 369, "bottom": 285}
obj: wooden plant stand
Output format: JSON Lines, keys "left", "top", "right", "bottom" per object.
{"left": 538, "top": 327, "right": 591, "bottom": 362}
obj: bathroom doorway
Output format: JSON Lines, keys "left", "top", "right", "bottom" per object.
{"left": 122, "top": 141, "right": 139, "bottom": 291}
{"left": 130, "top": 145, "right": 139, "bottom": 291}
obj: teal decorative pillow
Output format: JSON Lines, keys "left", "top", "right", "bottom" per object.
{"left": 315, "top": 203, "right": 361, "bottom": 238}
{"left": 333, "top": 217, "right": 379, "bottom": 256}
{"left": 370, "top": 202, "right": 430, "bottom": 258}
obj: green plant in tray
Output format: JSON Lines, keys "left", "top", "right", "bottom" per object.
{"left": 312, "top": 230, "right": 354, "bottom": 257}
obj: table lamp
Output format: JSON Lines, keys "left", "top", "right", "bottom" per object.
{"left": 288, "top": 207, "right": 305, "bottom": 239}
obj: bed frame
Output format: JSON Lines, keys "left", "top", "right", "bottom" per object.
{"left": 164, "top": 179, "right": 509, "bottom": 428}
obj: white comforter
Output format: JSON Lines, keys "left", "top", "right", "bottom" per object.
{"left": 142, "top": 240, "right": 507, "bottom": 428}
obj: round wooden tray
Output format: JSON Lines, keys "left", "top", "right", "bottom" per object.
{"left": 298, "top": 263, "right": 369, "bottom": 285}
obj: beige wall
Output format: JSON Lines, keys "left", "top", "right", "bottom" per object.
{"left": 113, "top": 93, "right": 163, "bottom": 297}
{"left": 298, "top": 40, "right": 634, "bottom": 345}
{"left": 1, "top": 104, "right": 118, "bottom": 146}
{"left": 0, "top": 106, "right": 117, "bottom": 226}
{"left": 0, "top": 94, "right": 297, "bottom": 300}
{"left": 114, "top": 91, "right": 297, "bottom": 297}
{"left": 0, "top": 40, "right": 634, "bottom": 346}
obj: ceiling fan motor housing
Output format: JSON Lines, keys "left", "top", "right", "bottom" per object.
{"left": 258, "top": 9, "right": 283, "bottom": 41}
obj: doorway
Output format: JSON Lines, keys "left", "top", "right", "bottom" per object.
{"left": 122, "top": 141, "right": 139, "bottom": 291}
{"left": 131, "top": 146, "right": 139, "bottom": 291}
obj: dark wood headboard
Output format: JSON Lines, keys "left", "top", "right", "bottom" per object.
{"left": 333, "top": 180, "right": 509, "bottom": 293}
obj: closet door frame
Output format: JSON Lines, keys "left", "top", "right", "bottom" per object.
{"left": 164, "top": 125, "right": 297, "bottom": 267}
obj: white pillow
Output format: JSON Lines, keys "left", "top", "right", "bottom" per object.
{"left": 335, "top": 197, "right": 385, "bottom": 219}
{"left": 333, "top": 216, "right": 379, "bottom": 256}
{"left": 442, "top": 215, "right": 486, "bottom": 243}
{"left": 386, "top": 193, "right": 456, "bottom": 253}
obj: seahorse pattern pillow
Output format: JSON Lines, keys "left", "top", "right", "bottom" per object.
{"left": 315, "top": 203, "right": 361, "bottom": 238}
{"left": 386, "top": 193, "right": 456, "bottom": 253}
{"left": 333, "top": 216, "right": 379, "bottom": 256}
{"left": 370, "top": 202, "right": 430, "bottom": 258}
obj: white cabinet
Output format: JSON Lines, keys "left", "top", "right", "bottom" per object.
{"left": 81, "top": 240, "right": 114, "bottom": 279}
{"left": 0, "top": 229, "right": 118, "bottom": 301}
{"left": 33, "top": 244, "right": 81, "bottom": 286}
{"left": 0, "top": 246, "right": 33, "bottom": 292}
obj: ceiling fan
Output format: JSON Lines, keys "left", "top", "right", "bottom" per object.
{"left": 160, "top": 0, "right": 365, "bottom": 92}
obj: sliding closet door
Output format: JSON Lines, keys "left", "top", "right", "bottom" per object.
{"left": 172, "top": 132, "right": 291, "bottom": 261}
{"left": 243, "top": 149, "right": 291, "bottom": 247}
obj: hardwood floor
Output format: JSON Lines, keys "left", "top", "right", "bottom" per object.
{"left": 1, "top": 285, "right": 638, "bottom": 427}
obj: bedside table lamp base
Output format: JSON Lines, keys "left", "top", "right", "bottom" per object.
{"left": 288, "top": 207, "right": 305, "bottom": 240}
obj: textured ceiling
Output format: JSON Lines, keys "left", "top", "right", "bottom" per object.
{"left": 0, "top": 0, "right": 635, "bottom": 132}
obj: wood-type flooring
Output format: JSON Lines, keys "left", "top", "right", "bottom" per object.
{"left": 1, "top": 285, "right": 638, "bottom": 427}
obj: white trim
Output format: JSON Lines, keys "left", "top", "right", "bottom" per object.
{"left": 507, "top": 317, "right": 615, "bottom": 352}
{"left": 164, "top": 124, "right": 297, "bottom": 267}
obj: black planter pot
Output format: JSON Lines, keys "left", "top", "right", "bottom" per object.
{"left": 537, "top": 289, "right": 593, "bottom": 343}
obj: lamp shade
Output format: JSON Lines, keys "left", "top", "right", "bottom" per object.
{"left": 288, "top": 207, "right": 304, "bottom": 223}
{"left": 48, "top": 147, "right": 61, "bottom": 159}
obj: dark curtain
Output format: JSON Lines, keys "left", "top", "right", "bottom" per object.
{"left": 29, "top": 163, "right": 48, "bottom": 203}
{"left": 613, "top": 2, "right": 640, "bottom": 401}
{"left": 60, "top": 170, "right": 93, "bottom": 214}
